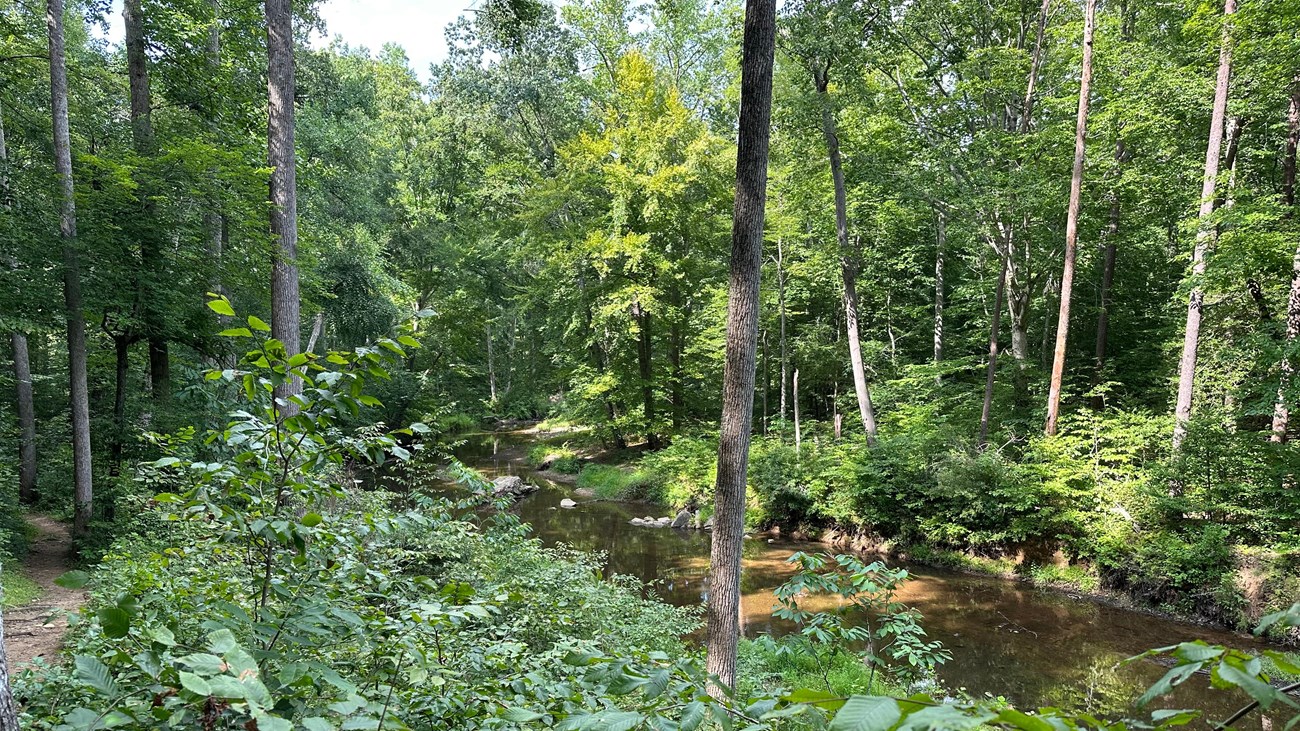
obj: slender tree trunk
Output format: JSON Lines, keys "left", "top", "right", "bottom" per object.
{"left": 933, "top": 207, "right": 946, "bottom": 371}
{"left": 49, "top": 0, "right": 93, "bottom": 538}
{"left": 1, "top": 106, "right": 36, "bottom": 504}
{"left": 706, "top": 0, "right": 774, "bottom": 693}
{"left": 1285, "top": 77, "right": 1298, "bottom": 209}
{"left": 124, "top": 0, "right": 170, "bottom": 401}
{"left": 1274, "top": 78, "right": 1300, "bottom": 440}
{"left": 305, "top": 311, "right": 324, "bottom": 354}
{"left": 1092, "top": 143, "right": 1124, "bottom": 409}
{"left": 267, "top": 0, "right": 301, "bottom": 415}
{"left": 485, "top": 322, "right": 497, "bottom": 403}
{"left": 1019, "top": 0, "right": 1052, "bottom": 134}
{"left": 813, "top": 66, "right": 877, "bottom": 444}
{"left": 670, "top": 288, "right": 685, "bottom": 432}
{"left": 979, "top": 254, "right": 1009, "bottom": 449}
{"left": 777, "top": 239, "right": 788, "bottom": 420}
{"left": 794, "top": 368, "right": 802, "bottom": 455}
{"left": 11, "top": 333, "right": 37, "bottom": 504}
{"left": 0, "top": 589, "right": 17, "bottom": 731}
{"left": 1045, "top": 0, "right": 1096, "bottom": 436}
{"left": 761, "top": 330, "right": 769, "bottom": 433}
{"left": 1173, "top": 0, "right": 1236, "bottom": 451}
{"left": 110, "top": 334, "right": 130, "bottom": 475}
{"left": 634, "top": 302, "right": 658, "bottom": 448}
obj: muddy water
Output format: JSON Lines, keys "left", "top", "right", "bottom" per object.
{"left": 455, "top": 432, "right": 1288, "bottom": 727}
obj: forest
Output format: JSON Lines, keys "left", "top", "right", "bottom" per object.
{"left": 1, "top": 0, "right": 1300, "bottom": 728}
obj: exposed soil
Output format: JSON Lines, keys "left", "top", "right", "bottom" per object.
{"left": 4, "top": 515, "right": 86, "bottom": 674}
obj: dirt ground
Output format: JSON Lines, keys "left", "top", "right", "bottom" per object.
{"left": 4, "top": 515, "right": 86, "bottom": 674}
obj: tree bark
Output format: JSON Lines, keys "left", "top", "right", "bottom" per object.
{"left": 11, "top": 333, "right": 36, "bottom": 504}
{"left": 1044, "top": 0, "right": 1096, "bottom": 436}
{"left": 706, "top": 0, "right": 774, "bottom": 694}
{"left": 267, "top": 0, "right": 301, "bottom": 416}
{"left": 634, "top": 302, "right": 659, "bottom": 448}
{"left": 1, "top": 105, "right": 36, "bottom": 505}
{"left": 979, "top": 253, "right": 1009, "bottom": 449}
{"left": 777, "top": 238, "right": 789, "bottom": 420}
{"left": 1173, "top": 0, "right": 1236, "bottom": 451}
{"left": 1275, "top": 77, "right": 1300, "bottom": 440}
{"left": 485, "top": 322, "right": 497, "bottom": 403}
{"left": 0, "top": 592, "right": 17, "bottom": 731}
{"left": 793, "top": 368, "right": 802, "bottom": 454}
{"left": 1092, "top": 141, "right": 1124, "bottom": 409}
{"left": 124, "top": 0, "right": 170, "bottom": 401}
{"left": 812, "top": 64, "right": 877, "bottom": 445}
{"left": 933, "top": 207, "right": 946, "bottom": 370}
{"left": 1018, "top": 0, "right": 1052, "bottom": 134}
{"left": 49, "top": 0, "right": 94, "bottom": 538}
{"left": 1285, "top": 77, "right": 1298, "bottom": 209}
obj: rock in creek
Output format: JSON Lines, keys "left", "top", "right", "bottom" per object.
{"left": 492, "top": 475, "right": 538, "bottom": 499}
{"left": 670, "top": 510, "right": 692, "bottom": 529}
{"left": 559, "top": 498, "right": 577, "bottom": 509}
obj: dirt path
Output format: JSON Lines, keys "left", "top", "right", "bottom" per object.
{"left": 4, "top": 515, "right": 86, "bottom": 673}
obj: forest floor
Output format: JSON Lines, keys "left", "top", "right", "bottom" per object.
{"left": 4, "top": 515, "right": 86, "bottom": 674}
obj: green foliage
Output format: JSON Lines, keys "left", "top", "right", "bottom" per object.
{"left": 576, "top": 464, "right": 657, "bottom": 500}
{"left": 528, "top": 443, "right": 582, "bottom": 473}
{"left": 1, "top": 570, "right": 40, "bottom": 609}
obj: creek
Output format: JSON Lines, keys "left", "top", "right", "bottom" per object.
{"left": 454, "top": 430, "right": 1289, "bottom": 728}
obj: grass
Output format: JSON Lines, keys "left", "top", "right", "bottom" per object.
{"left": 2, "top": 569, "right": 41, "bottom": 608}
{"left": 528, "top": 444, "right": 582, "bottom": 474}
{"left": 905, "top": 543, "right": 1104, "bottom": 594}
{"left": 576, "top": 464, "right": 658, "bottom": 501}
{"left": 737, "top": 636, "right": 901, "bottom": 698}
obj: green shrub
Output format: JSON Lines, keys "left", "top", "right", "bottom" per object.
{"left": 528, "top": 443, "right": 582, "bottom": 474}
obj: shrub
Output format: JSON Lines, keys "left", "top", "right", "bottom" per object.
{"left": 576, "top": 464, "right": 657, "bottom": 500}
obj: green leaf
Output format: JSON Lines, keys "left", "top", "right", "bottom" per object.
{"left": 397, "top": 335, "right": 420, "bottom": 348}
{"left": 247, "top": 315, "right": 272, "bottom": 332}
{"left": 75, "top": 655, "right": 120, "bottom": 696}
{"left": 98, "top": 606, "right": 131, "bottom": 639}
{"left": 501, "top": 708, "right": 544, "bottom": 723}
{"left": 55, "top": 570, "right": 90, "bottom": 589}
{"left": 301, "top": 512, "right": 324, "bottom": 527}
{"left": 219, "top": 327, "right": 253, "bottom": 338}
{"left": 679, "top": 701, "right": 706, "bottom": 731}
{"left": 1138, "top": 663, "right": 1201, "bottom": 707}
{"left": 301, "top": 719, "right": 335, "bottom": 731}
{"left": 178, "top": 653, "right": 227, "bottom": 674}
{"left": 831, "top": 696, "right": 901, "bottom": 731}
{"left": 253, "top": 714, "right": 293, "bottom": 731}
{"left": 145, "top": 625, "right": 176, "bottom": 646}
{"left": 207, "top": 298, "right": 236, "bottom": 316}
{"left": 179, "top": 671, "right": 212, "bottom": 696}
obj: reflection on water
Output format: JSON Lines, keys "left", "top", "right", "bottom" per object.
{"left": 454, "top": 432, "right": 1284, "bottom": 728}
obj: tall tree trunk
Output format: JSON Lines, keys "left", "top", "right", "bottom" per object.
{"left": 706, "top": 0, "right": 774, "bottom": 693}
{"left": 1092, "top": 140, "right": 1124, "bottom": 409}
{"left": 761, "top": 329, "right": 769, "bottom": 433}
{"left": 933, "top": 207, "right": 946, "bottom": 371}
{"left": 1, "top": 105, "right": 36, "bottom": 504}
{"left": 49, "top": 0, "right": 93, "bottom": 538}
{"left": 1019, "top": 0, "right": 1052, "bottom": 134}
{"left": 109, "top": 334, "right": 130, "bottom": 475}
{"left": 267, "top": 0, "right": 301, "bottom": 415}
{"left": 485, "top": 322, "right": 497, "bottom": 403}
{"left": 1044, "top": 0, "right": 1096, "bottom": 436}
{"left": 813, "top": 65, "right": 877, "bottom": 445}
{"left": 777, "top": 238, "right": 789, "bottom": 420}
{"left": 670, "top": 286, "right": 685, "bottom": 432}
{"left": 979, "top": 253, "right": 1009, "bottom": 449}
{"left": 124, "top": 0, "right": 169, "bottom": 401}
{"left": 1173, "top": 0, "right": 1236, "bottom": 451}
{"left": 1274, "top": 77, "right": 1300, "bottom": 441}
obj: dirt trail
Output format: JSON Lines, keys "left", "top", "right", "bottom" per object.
{"left": 4, "top": 515, "right": 86, "bottom": 674}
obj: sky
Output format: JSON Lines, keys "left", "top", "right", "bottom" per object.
{"left": 312, "top": 0, "right": 474, "bottom": 79}
{"left": 94, "top": 0, "right": 477, "bottom": 81}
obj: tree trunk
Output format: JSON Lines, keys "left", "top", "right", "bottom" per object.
{"left": 305, "top": 311, "right": 324, "bottom": 354}
{"left": 49, "top": 0, "right": 94, "bottom": 538}
{"left": 1275, "top": 77, "right": 1300, "bottom": 440}
{"left": 1018, "top": 0, "right": 1052, "bottom": 134}
{"left": 777, "top": 238, "right": 789, "bottom": 420}
{"left": 813, "top": 66, "right": 877, "bottom": 445}
{"left": 1092, "top": 142, "right": 1124, "bottom": 409}
{"left": 1044, "top": 0, "right": 1096, "bottom": 436}
{"left": 0, "top": 595, "right": 17, "bottom": 731}
{"left": 1, "top": 105, "right": 36, "bottom": 505}
{"left": 706, "top": 0, "right": 774, "bottom": 694}
{"left": 636, "top": 303, "right": 659, "bottom": 448}
{"left": 933, "top": 207, "right": 946, "bottom": 371}
{"left": 761, "top": 330, "right": 769, "bottom": 433}
{"left": 485, "top": 322, "right": 497, "bottom": 403}
{"left": 110, "top": 334, "right": 130, "bottom": 475}
{"left": 979, "top": 254, "right": 1009, "bottom": 449}
{"left": 124, "top": 0, "right": 170, "bottom": 401}
{"left": 1173, "top": 0, "right": 1236, "bottom": 451}
{"left": 1285, "top": 77, "right": 1298, "bottom": 209}
{"left": 793, "top": 368, "right": 802, "bottom": 455}
{"left": 670, "top": 290, "right": 685, "bottom": 432}
{"left": 267, "top": 0, "right": 301, "bottom": 416}
{"left": 11, "top": 333, "right": 37, "bottom": 504}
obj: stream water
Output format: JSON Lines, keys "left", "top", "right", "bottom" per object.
{"left": 454, "top": 430, "right": 1289, "bottom": 728}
